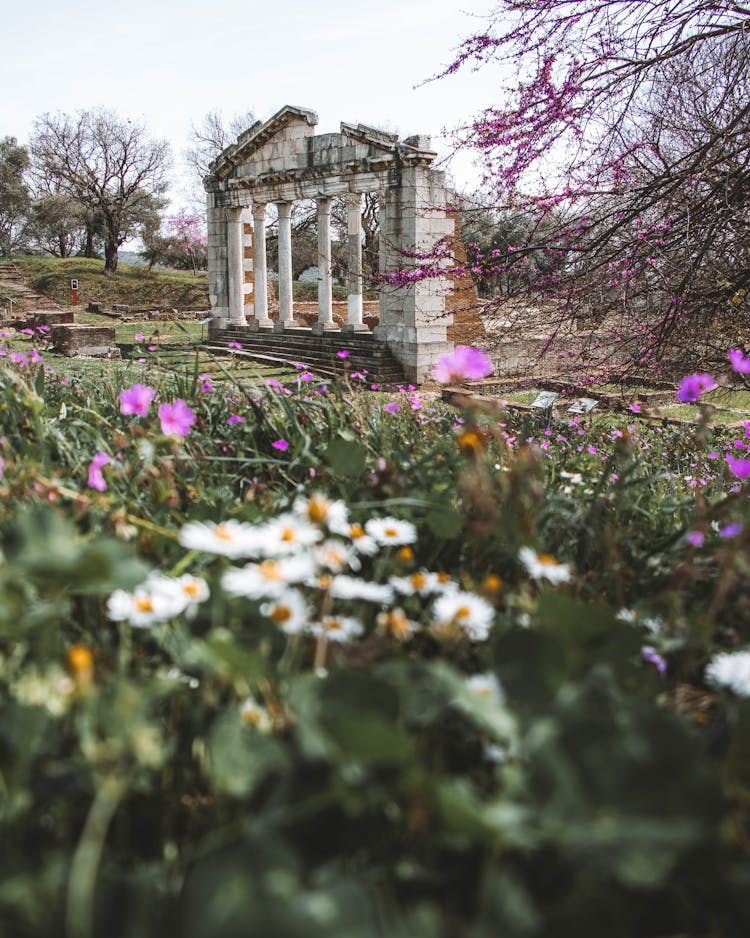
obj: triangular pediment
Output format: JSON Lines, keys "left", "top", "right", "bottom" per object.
{"left": 210, "top": 105, "right": 318, "bottom": 179}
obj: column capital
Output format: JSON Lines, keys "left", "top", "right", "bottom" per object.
{"left": 275, "top": 201, "right": 293, "bottom": 219}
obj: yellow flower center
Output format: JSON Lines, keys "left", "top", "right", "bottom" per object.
{"left": 409, "top": 572, "right": 427, "bottom": 590}
{"left": 281, "top": 527, "right": 296, "bottom": 542}
{"left": 183, "top": 580, "right": 202, "bottom": 598}
{"left": 67, "top": 644, "right": 93, "bottom": 673}
{"left": 325, "top": 618, "right": 343, "bottom": 631}
{"left": 307, "top": 496, "right": 329, "bottom": 524}
{"left": 135, "top": 597, "right": 154, "bottom": 613}
{"left": 382, "top": 610, "right": 410, "bottom": 639}
{"left": 349, "top": 523, "right": 365, "bottom": 539}
{"left": 384, "top": 527, "right": 399, "bottom": 539}
{"left": 259, "top": 560, "right": 282, "bottom": 580}
{"left": 213, "top": 524, "right": 233, "bottom": 542}
{"left": 242, "top": 707, "right": 263, "bottom": 726}
{"left": 270, "top": 604, "right": 292, "bottom": 624}
{"left": 537, "top": 553, "right": 558, "bottom": 566}
{"left": 455, "top": 606, "right": 471, "bottom": 620}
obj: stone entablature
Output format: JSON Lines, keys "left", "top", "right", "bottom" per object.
{"left": 205, "top": 104, "right": 473, "bottom": 383}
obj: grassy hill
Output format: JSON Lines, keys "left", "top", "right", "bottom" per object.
{"left": 11, "top": 256, "right": 209, "bottom": 310}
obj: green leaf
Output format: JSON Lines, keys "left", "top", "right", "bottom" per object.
{"left": 324, "top": 436, "right": 366, "bottom": 477}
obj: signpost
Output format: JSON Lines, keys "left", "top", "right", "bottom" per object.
{"left": 70, "top": 279, "right": 79, "bottom": 306}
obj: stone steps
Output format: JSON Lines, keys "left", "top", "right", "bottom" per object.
{"left": 205, "top": 325, "right": 406, "bottom": 385}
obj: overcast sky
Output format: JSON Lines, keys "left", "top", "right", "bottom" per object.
{"left": 3, "top": 0, "right": 502, "bottom": 207}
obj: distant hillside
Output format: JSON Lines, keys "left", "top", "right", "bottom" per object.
{"left": 12, "top": 256, "right": 209, "bottom": 310}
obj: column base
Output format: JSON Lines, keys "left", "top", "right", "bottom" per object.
{"left": 274, "top": 319, "right": 303, "bottom": 332}
{"left": 249, "top": 318, "right": 274, "bottom": 331}
{"left": 341, "top": 322, "right": 370, "bottom": 333}
{"left": 311, "top": 321, "right": 339, "bottom": 335}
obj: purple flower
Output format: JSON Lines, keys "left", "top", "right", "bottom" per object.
{"left": 642, "top": 646, "right": 667, "bottom": 677}
{"left": 200, "top": 379, "right": 213, "bottom": 393}
{"left": 119, "top": 383, "right": 155, "bottom": 418}
{"left": 227, "top": 341, "right": 243, "bottom": 350}
{"left": 719, "top": 522, "right": 744, "bottom": 539}
{"left": 432, "top": 346, "right": 493, "bottom": 384}
{"left": 727, "top": 453, "right": 750, "bottom": 480}
{"left": 676, "top": 373, "right": 716, "bottom": 403}
{"left": 10, "top": 352, "right": 27, "bottom": 365}
{"left": 158, "top": 399, "right": 196, "bottom": 437}
{"left": 629, "top": 402, "right": 641, "bottom": 413}
{"left": 134, "top": 333, "right": 145, "bottom": 342}
{"left": 384, "top": 401, "right": 401, "bottom": 414}
{"left": 272, "top": 439, "right": 289, "bottom": 452}
{"left": 686, "top": 531, "right": 705, "bottom": 547}
{"left": 337, "top": 349, "right": 350, "bottom": 359}
{"left": 227, "top": 415, "right": 246, "bottom": 425}
{"left": 728, "top": 348, "right": 750, "bottom": 374}
{"left": 87, "top": 451, "right": 110, "bottom": 492}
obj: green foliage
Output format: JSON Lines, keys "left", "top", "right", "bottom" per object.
{"left": 2, "top": 351, "right": 750, "bottom": 937}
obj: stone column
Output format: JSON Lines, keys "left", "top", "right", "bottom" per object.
{"left": 206, "top": 189, "right": 229, "bottom": 328}
{"left": 315, "top": 197, "right": 336, "bottom": 331}
{"left": 226, "top": 206, "right": 247, "bottom": 326}
{"left": 344, "top": 193, "right": 367, "bottom": 332}
{"left": 252, "top": 202, "right": 272, "bottom": 328}
{"left": 275, "top": 201, "right": 298, "bottom": 328}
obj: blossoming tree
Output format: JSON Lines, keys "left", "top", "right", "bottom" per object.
{"left": 445, "top": 1, "right": 750, "bottom": 375}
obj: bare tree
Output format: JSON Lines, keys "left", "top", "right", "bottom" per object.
{"left": 29, "top": 109, "right": 171, "bottom": 274}
{"left": 184, "top": 109, "right": 256, "bottom": 188}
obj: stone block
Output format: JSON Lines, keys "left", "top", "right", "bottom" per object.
{"left": 51, "top": 324, "right": 118, "bottom": 358}
{"left": 26, "top": 310, "right": 75, "bottom": 327}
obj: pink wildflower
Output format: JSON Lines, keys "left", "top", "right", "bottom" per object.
{"left": 119, "top": 383, "right": 155, "bottom": 418}
{"left": 272, "top": 439, "right": 289, "bottom": 452}
{"left": 727, "top": 454, "right": 750, "bottom": 480}
{"left": 432, "top": 346, "right": 493, "bottom": 384}
{"left": 676, "top": 373, "right": 716, "bottom": 403}
{"left": 227, "top": 415, "right": 246, "bottom": 425}
{"left": 728, "top": 348, "right": 750, "bottom": 374}
{"left": 158, "top": 400, "right": 196, "bottom": 437}
{"left": 87, "top": 451, "right": 110, "bottom": 492}
{"left": 337, "top": 349, "right": 350, "bottom": 359}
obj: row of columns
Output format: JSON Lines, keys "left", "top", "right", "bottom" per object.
{"left": 226, "top": 194, "right": 366, "bottom": 331}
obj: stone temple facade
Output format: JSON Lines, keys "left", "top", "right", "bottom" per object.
{"left": 205, "top": 105, "right": 477, "bottom": 383}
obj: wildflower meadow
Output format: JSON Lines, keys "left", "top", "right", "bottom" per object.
{"left": 3, "top": 331, "right": 750, "bottom": 937}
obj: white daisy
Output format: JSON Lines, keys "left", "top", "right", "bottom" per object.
{"left": 389, "top": 569, "right": 453, "bottom": 597}
{"left": 178, "top": 519, "right": 265, "bottom": 559}
{"left": 107, "top": 574, "right": 188, "bottom": 627}
{"left": 240, "top": 697, "right": 272, "bottom": 732}
{"left": 260, "top": 589, "right": 311, "bottom": 635}
{"left": 337, "top": 521, "right": 379, "bottom": 556}
{"left": 431, "top": 591, "right": 495, "bottom": 642}
{"left": 222, "top": 555, "right": 316, "bottom": 599}
{"left": 311, "top": 539, "right": 360, "bottom": 573}
{"left": 310, "top": 615, "right": 365, "bottom": 643}
{"left": 260, "top": 514, "right": 323, "bottom": 556}
{"left": 705, "top": 651, "right": 750, "bottom": 696}
{"left": 466, "top": 673, "right": 505, "bottom": 705}
{"left": 364, "top": 517, "right": 418, "bottom": 547}
{"left": 518, "top": 546, "right": 572, "bottom": 584}
{"left": 377, "top": 607, "right": 420, "bottom": 641}
{"left": 329, "top": 575, "right": 394, "bottom": 604}
{"left": 293, "top": 493, "right": 349, "bottom": 531}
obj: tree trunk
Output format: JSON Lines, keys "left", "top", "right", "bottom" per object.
{"left": 103, "top": 239, "right": 118, "bottom": 275}
{"left": 83, "top": 225, "right": 95, "bottom": 258}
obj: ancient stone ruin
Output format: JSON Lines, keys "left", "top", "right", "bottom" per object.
{"left": 204, "top": 105, "right": 481, "bottom": 383}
